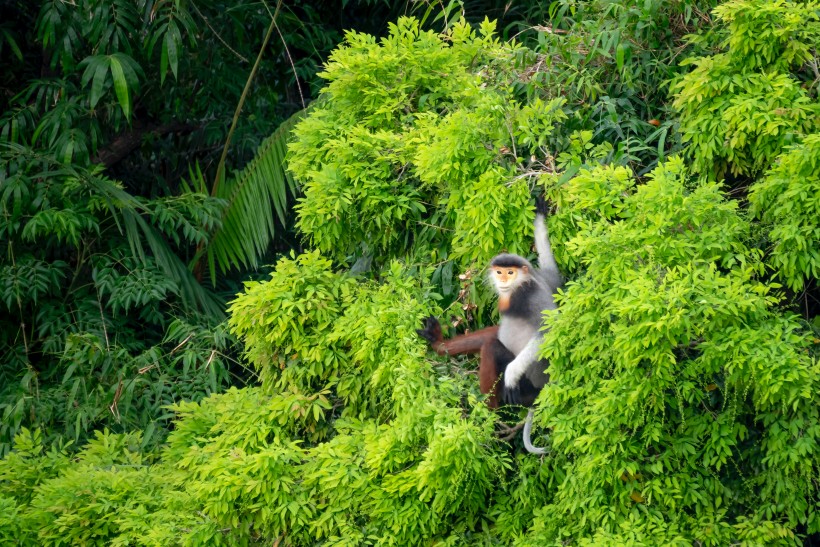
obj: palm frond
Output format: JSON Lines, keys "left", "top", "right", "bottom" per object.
{"left": 204, "top": 109, "right": 305, "bottom": 282}
{"left": 81, "top": 168, "right": 224, "bottom": 319}
{"left": 132, "top": 211, "right": 225, "bottom": 318}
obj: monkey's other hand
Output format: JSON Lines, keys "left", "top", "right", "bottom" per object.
{"left": 416, "top": 316, "right": 443, "bottom": 346}
{"left": 503, "top": 364, "right": 526, "bottom": 390}
{"left": 535, "top": 194, "right": 548, "bottom": 216}
{"left": 502, "top": 384, "right": 521, "bottom": 406}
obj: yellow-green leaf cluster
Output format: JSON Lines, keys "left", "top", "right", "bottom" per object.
{"left": 522, "top": 160, "right": 819, "bottom": 544}
{"left": 288, "top": 17, "right": 567, "bottom": 275}
{"left": 672, "top": 0, "right": 820, "bottom": 178}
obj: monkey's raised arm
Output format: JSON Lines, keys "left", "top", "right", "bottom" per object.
{"left": 534, "top": 196, "right": 563, "bottom": 292}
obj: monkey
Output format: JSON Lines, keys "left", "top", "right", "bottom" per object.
{"left": 494, "top": 195, "right": 563, "bottom": 402}
{"left": 418, "top": 196, "right": 562, "bottom": 454}
{"left": 489, "top": 253, "right": 554, "bottom": 407}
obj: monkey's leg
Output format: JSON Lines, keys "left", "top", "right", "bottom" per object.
{"left": 417, "top": 316, "right": 499, "bottom": 356}
{"left": 479, "top": 337, "right": 515, "bottom": 409}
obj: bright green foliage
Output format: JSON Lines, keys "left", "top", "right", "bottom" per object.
{"left": 673, "top": 0, "right": 820, "bottom": 178}
{"left": 0, "top": 428, "right": 69, "bottom": 506}
{"left": 522, "top": 158, "right": 818, "bottom": 544}
{"left": 1, "top": 255, "right": 509, "bottom": 545}
{"left": 541, "top": 163, "right": 637, "bottom": 271}
{"left": 226, "top": 257, "right": 506, "bottom": 543}
{"left": 289, "top": 17, "right": 565, "bottom": 273}
{"left": 1, "top": 428, "right": 202, "bottom": 547}
{"left": 228, "top": 252, "right": 358, "bottom": 402}
{"left": 749, "top": 134, "right": 820, "bottom": 290}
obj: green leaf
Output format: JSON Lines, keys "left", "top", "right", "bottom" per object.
{"left": 90, "top": 57, "right": 111, "bottom": 108}
{"left": 160, "top": 37, "right": 168, "bottom": 85}
{"left": 616, "top": 42, "right": 628, "bottom": 71}
{"left": 1, "top": 28, "right": 23, "bottom": 61}
{"left": 108, "top": 55, "right": 131, "bottom": 119}
{"left": 166, "top": 21, "right": 180, "bottom": 79}
{"left": 200, "top": 109, "right": 305, "bottom": 282}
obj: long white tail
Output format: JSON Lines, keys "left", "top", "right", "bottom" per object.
{"left": 523, "top": 408, "right": 548, "bottom": 455}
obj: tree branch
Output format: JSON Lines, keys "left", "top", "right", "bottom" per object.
{"left": 93, "top": 121, "right": 198, "bottom": 168}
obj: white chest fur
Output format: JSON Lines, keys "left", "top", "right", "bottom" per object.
{"left": 498, "top": 316, "right": 537, "bottom": 356}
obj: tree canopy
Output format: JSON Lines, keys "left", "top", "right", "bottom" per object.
{"left": 2, "top": 0, "right": 820, "bottom": 545}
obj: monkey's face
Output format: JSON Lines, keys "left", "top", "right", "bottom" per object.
{"left": 492, "top": 266, "right": 526, "bottom": 294}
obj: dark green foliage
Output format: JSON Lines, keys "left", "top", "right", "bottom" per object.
{"left": 0, "top": 0, "right": 399, "bottom": 453}
{"left": 519, "top": 0, "right": 722, "bottom": 175}
{"left": 0, "top": 143, "right": 233, "bottom": 452}
{"left": 205, "top": 112, "right": 304, "bottom": 281}
{"left": 0, "top": 0, "right": 345, "bottom": 452}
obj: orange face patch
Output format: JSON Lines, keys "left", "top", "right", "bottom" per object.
{"left": 493, "top": 268, "right": 519, "bottom": 285}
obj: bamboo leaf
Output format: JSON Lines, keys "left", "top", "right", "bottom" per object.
{"left": 1, "top": 28, "right": 23, "bottom": 61}
{"left": 108, "top": 55, "right": 131, "bottom": 119}
{"left": 166, "top": 20, "right": 180, "bottom": 79}
{"left": 90, "top": 57, "right": 110, "bottom": 108}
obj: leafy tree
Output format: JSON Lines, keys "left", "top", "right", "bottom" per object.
{"left": 0, "top": 145, "right": 233, "bottom": 453}
{"left": 672, "top": 0, "right": 820, "bottom": 179}
{"left": 511, "top": 0, "right": 722, "bottom": 177}
{"left": 3, "top": 3, "right": 820, "bottom": 546}
{"left": 288, "top": 16, "right": 569, "bottom": 313}
{"left": 749, "top": 134, "right": 820, "bottom": 292}
{"left": 520, "top": 157, "right": 818, "bottom": 544}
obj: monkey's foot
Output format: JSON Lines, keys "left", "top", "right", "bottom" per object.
{"left": 416, "top": 315, "right": 443, "bottom": 345}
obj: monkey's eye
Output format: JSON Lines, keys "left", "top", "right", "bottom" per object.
{"left": 507, "top": 270, "right": 514, "bottom": 275}
{"left": 496, "top": 270, "right": 502, "bottom": 275}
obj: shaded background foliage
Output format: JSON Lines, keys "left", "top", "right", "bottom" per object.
{"left": 2, "top": 0, "right": 820, "bottom": 545}
{"left": 0, "top": 0, "right": 400, "bottom": 453}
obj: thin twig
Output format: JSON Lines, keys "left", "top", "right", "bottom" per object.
{"left": 96, "top": 290, "right": 110, "bottom": 352}
{"left": 9, "top": 243, "right": 29, "bottom": 355}
{"left": 170, "top": 334, "right": 193, "bottom": 354}
{"left": 808, "top": 49, "right": 820, "bottom": 89}
{"left": 212, "top": 0, "right": 283, "bottom": 195}
{"left": 531, "top": 25, "right": 568, "bottom": 35}
{"left": 509, "top": 168, "right": 555, "bottom": 185}
{"left": 109, "top": 379, "right": 124, "bottom": 421}
{"left": 190, "top": 2, "right": 249, "bottom": 63}
{"left": 273, "top": 17, "right": 305, "bottom": 109}
{"left": 415, "top": 220, "right": 454, "bottom": 231}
